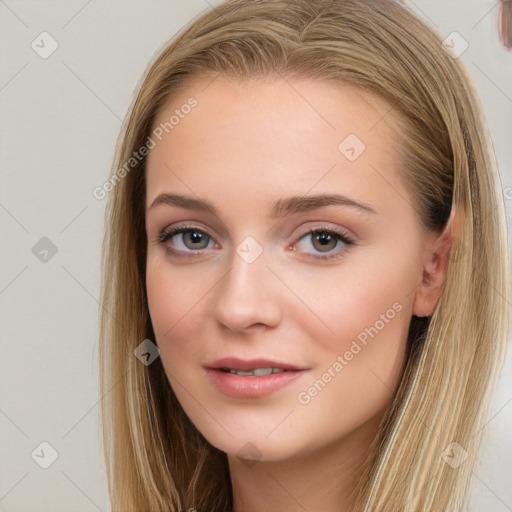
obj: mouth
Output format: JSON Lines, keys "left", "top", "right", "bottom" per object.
{"left": 204, "top": 357, "right": 310, "bottom": 399}
{"left": 218, "top": 367, "right": 289, "bottom": 376}
{"left": 206, "top": 356, "right": 307, "bottom": 373}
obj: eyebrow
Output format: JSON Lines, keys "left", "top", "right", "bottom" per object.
{"left": 148, "top": 192, "right": 377, "bottom": 217}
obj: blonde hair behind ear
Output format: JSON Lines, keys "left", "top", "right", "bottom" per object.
{"left": 99, "top": 1, "right": 510, "bottom": 510}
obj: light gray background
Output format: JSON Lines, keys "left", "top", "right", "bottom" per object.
{"left": 1, "top": 1, "right": 511, "bottom": 510}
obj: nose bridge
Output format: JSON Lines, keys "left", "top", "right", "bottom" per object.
{"left": 213, "top": 235, "right": 282, "bottom": 331}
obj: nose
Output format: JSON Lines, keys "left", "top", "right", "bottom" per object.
{"left": 213, "top": 245, "right": 283, "bottom": 333}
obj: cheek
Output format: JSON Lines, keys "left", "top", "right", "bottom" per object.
{"left": 146, "top": 257, "right": 205, "bottom": 341}
{"left": 145, "top": 259, "right": 201, "bottom": 379}
{"left": 281, "top": 252, "right": 414, "bottom": 360}
{"left": 145, "top": 261, "right": 205, "bottom": 402}
{"left": 145, "top": 255, "right": 229, "bottom": 384}
{"left": 285, "top": 270, "right": 412, "bottom": 455}
{"left": 286, "top": 255, "right": 414, "bottom": 412}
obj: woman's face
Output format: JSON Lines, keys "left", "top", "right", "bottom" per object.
{"left": 144, "top": 75, "right": 435, "bottom": 462}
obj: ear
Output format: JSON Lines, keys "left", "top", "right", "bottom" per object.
{"left": 412, "top": 206, "right": 461, "bottom": 318}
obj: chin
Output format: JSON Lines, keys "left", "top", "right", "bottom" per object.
{"left": 197, "top": 422, "right": 321, "bottom": 464}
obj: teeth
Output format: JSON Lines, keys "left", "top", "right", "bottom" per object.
{"left": 225, "top": 367, "right": 285, "bottom": 376}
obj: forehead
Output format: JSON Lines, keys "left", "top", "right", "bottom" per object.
{"left": 150, "top": 74, "right": 400, "bottom": 144}
{"left": 145, "top": 74, "right": 408, "bottom": 220}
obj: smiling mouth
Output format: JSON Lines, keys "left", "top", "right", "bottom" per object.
{"left": 206, "top": 365, "right": 308, "bottom": 399}
{"left": 219, "top": 367, "right": 287, "bottom": 376}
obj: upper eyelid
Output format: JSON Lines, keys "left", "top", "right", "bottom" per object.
{"left": 158, "top": 223, "right": 217, "bottom": 242}
{"left": 158, "top": 222, "right": 353, "bottom": 240}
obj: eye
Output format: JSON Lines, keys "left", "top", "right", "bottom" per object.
{"left": 295, "top": 228, "right": 355, "bottom": 260}
{"left": 156, "top": 223, "right": 355, "bottom": 260}
{"left": 157, "top": 224, "right": 218, "bottom": 253}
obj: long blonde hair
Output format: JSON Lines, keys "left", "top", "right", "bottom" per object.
{"left": 98, "top": 0, "right": 510, "bottom": 510}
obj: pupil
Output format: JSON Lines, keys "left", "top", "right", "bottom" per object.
{"left": 314, "top": 232, "right": 335, "bottom": 251}
{"left": 185, "top": 231, "right": 207, "bottom": 248}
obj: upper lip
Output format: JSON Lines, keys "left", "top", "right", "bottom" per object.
{"left": 206, "top": 357, "right": 307, "bottom": 371}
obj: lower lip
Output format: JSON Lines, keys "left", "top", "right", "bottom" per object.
{"left": 205, "top": 368, "right": 308, "bottom": 399}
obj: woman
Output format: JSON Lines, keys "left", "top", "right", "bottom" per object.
{"left": 98, "top": 0, "right": 510, "bottom": 510}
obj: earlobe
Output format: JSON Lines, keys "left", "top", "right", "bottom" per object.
{"left": 412, "top": 206, "right": 461, "bottom": 318}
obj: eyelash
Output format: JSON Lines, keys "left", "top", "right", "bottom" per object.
{"left": 156, "top": 223, "right": 355, "bottom": 260}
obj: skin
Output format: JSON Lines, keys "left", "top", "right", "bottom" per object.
{"left": 144, "top": 75, "right": 455, "bottom": 512}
